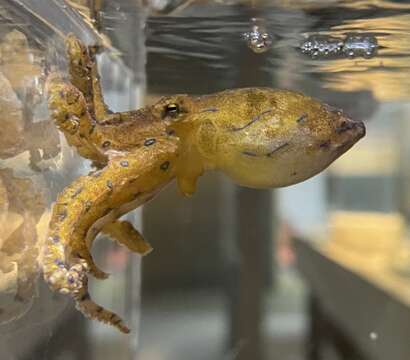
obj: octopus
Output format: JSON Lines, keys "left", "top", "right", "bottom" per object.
{"left": 42, "top": 34, "right": 365, "bottom": 333}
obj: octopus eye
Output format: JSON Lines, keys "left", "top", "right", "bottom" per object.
{"left": 164, "top": 103, "right": 179, "bottom": 118}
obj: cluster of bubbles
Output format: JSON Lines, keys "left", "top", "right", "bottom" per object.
{"left": 300, "top": 34, "right": 378, "bottom": 59}
{"left": 242, "top": 18, "right": 273, "bottom": 54}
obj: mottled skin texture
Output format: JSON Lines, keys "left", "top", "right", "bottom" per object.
{"left": 42, "top": 34, "right": 365, "bottom": 333}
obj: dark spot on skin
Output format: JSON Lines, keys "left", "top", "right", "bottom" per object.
{"left": 102, "top": 141, "right": 111, "bottom": 148}
{"left": 319, "top": 140, "right": 331, "bottom": 149}
{"left": 231, "top": 109, "right": 273, "bottom": 132}
{"left": 336, "top": 121, "right": 355, "bottom": 134}
{"left": 103, "top": 208, "right": 113, "bottom": 217}
{"left": 266, "top": 143, "right": 290, "bottom": 157}
{"left": 166, "top": 129, "right": 176, "bottom": 136}
{"left": 144, "top": 138, "right": 156, "bottom": 146}
{"left": 160, "top": 161, "right": 170, "bottom": 171}
{"left": 106, "top": 180, "right": 113, "bottom": 191}
{"left": 199, "top": 108, "right": 219, "bottom": 113}
{"left": 242, "top": 151, "right": 258, "bottom": 157}
{"left": 80, "top": 293, "right": 90, "bottom": 301}
{"left": 71, "top": 187, "right": 83, "bottom": 198}
{"left": 296, "top": 113, "right": 308, "bottom": 124}
{"left": 74, "top": 252, "right": 85, "bottom": 259}
{"left": 292, "top": 172, "right": 297, "bottom": 176}
{"left": 100, "top": 114, "right": 123, "bottom": 125}
{"left": 120, "top": 160, "right": 129, "bottom": 167}
{"left": 50, "top": 235, "right": 60, "bottom": 244}
{"left": 89, "top": 124, "right": 96, "bottom": 135}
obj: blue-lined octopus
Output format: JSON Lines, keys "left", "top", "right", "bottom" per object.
{"left": 41, "top": 34, "right": 365, "bottom": 333}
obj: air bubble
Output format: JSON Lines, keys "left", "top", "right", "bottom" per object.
{"left": 242, "top": 18, "right": 273, "bottom": 54}
{"left": 300, "top": 35, "right": 343, "bottom": 59}
{"left": 342, "top": 34, "right": 378, "bottom": 58}
{"left": 300, "top": 34, "right": 378, "bottom": 59}
{"left": 369, "top": 332, "right": 378, "bottom": 341}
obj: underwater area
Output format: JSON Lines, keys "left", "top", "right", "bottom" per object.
{"left": 0, "top": 0, "right": 410, "bottom": 359}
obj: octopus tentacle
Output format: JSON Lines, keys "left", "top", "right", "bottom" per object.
{"left": 76, "top": 247, "right": 109, "bottom": 280}
{"left": 42, "top": 137, "right": 179, "bottom": 332}
{"left": 46, "top": 73, "right": 106, "bottom": 165}
{"left": 74, "top": 278, "right": 130, "bottom": 334}
{"left": 65, "top": 33, "right": 109, "bottom": 122}
{"left": 102, "top": 220, "right": 153, "bottom": 255}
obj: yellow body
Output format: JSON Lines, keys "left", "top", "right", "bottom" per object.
{"left": 42, "top": 34, "right": 365, "bottom": 333}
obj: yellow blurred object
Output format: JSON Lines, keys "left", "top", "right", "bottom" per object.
{"left": 391, "top": 242, "right": 410, "bottom": 276}
{"left": 0, "top": 169, "right": 45, "bottom": 324}
{"left": 0, "top": 212, "right": 24, "bottom": 249}
{"left": 329, "top": 138, "right": 399, "bottom": 176}
{"left": 325, "top": 211, "right": 405, "bottom": 268}
{"left": 0, "top": 262, "right": 18, "bottom": 309}
{"left": 0, "top": 30, "right": 42, "bottom": 90}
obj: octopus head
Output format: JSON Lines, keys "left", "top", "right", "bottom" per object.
{"left": 153, "top": 88, "right": 365, "bottom": 188}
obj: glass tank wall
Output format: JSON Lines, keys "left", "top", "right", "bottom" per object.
{"left": 0, "top": 1, "right": 410, "bottom": 360}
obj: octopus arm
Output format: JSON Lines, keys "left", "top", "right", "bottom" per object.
{"left": 41, "top": 137, "right": 179, "bottom": 333}
{"left": 65, "top": 34, "right": 109, "bottom": 121}
{"left": 47, "top": 73, "right": 107, "bottom": 165}
{"left": 101, "top": 220, "right": 152, "bottom": 255}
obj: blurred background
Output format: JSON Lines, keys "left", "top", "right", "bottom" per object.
{"left": 1, "top": 0, "right": 410, "bottom": 359}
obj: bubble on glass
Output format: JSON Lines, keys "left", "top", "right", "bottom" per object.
{"left": 145, "top": 0, "right": 190, "bottom": 14}
{"left": 242, "top": 18, "right": 273, "bottom": 54}
{"left": 369, "top": 331, "right": 379, "bottom": 341}
{"left": 342, "top": 34, "right": 378, "bottom": 59}
{"left": 300, "top": 35, "right": 344, "bottom": 59}
{"left": 300, "top": 34, "right": 378, "bottom": 59}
